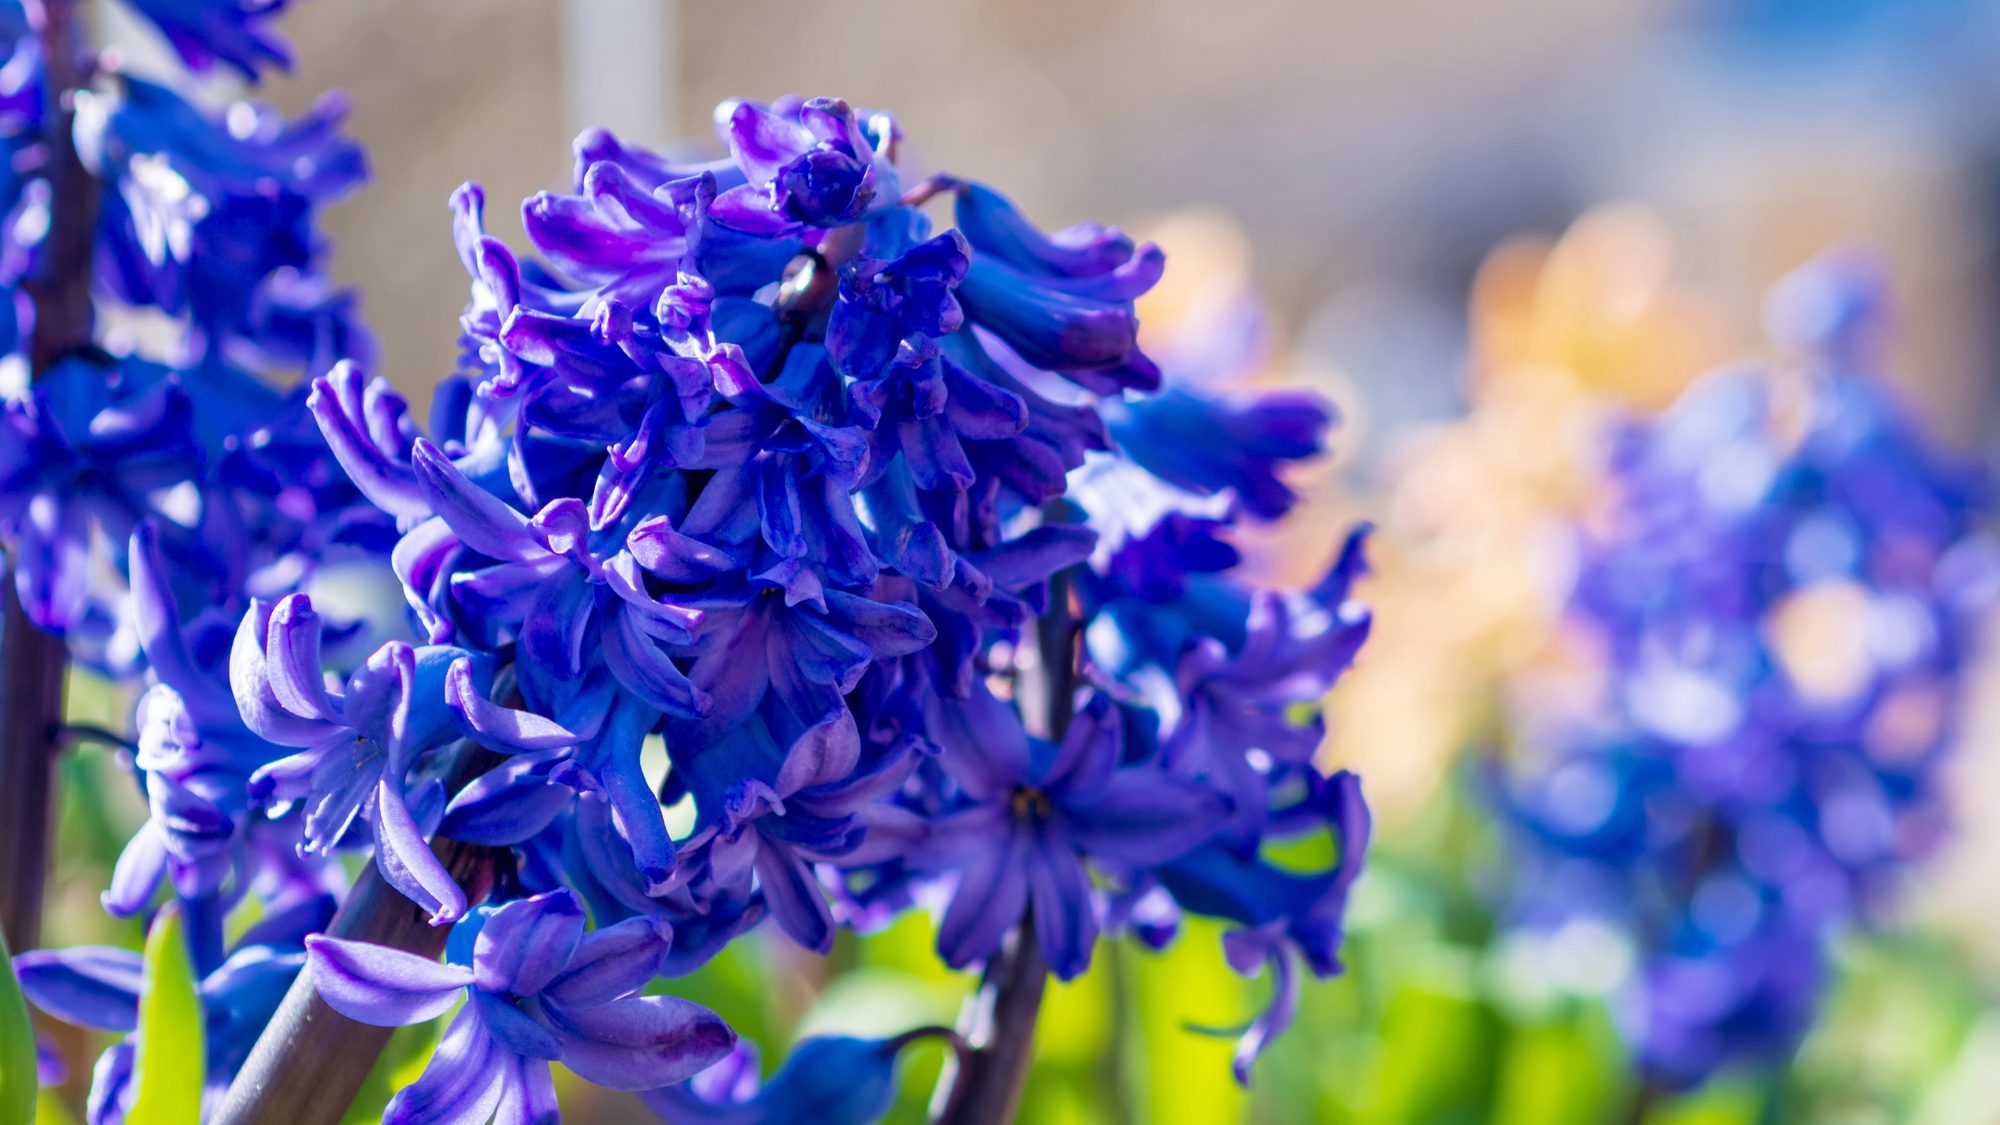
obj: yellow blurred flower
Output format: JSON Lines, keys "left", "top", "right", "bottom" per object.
{"left": 1322, "top": 207, "right": 1731, "bottom": 822}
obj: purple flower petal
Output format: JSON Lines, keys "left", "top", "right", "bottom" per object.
{"left": 836, "top": 804, "right": 931, "bottom": 866}
{"left": 473, "top": 991, "right": 561, "bottom": 1060}
{"left": 541, "top": 917, "right": 671, "bottom": 1009}
{"left": 1028, "top": 841, "right": 1101, "bottom": 980}
{"left": 572, "top": 692, "right": 674, "bottom": 891}
{"left": 264, "top": 594, "right": 340, "bottom": 722}
{"left": 411, "top": 438, "right": 544, "bottom": 563}
{"left": 603, "top": 552, "right": 703, "bottom": 644}
{"left": 543, "top": 993, "right": 735, "bottom": 1090}
{"left": 126, "top": 522, "right": 203, "bottom": 695}
{"left": 754, "top": 844, "right": 835, "bottom": 954}
{"left": 307, "top": 366, "right": 431, "bottom": 521}
{"left": 384, "top": 1002, "right": 508, "bottom": 1125}
{"left": 231, "top": 599, "right": 332, "bottom": 745}
{"left": 372, "top": 779, "right": 469, "bottom": 926}
{"left": 1221, "top": 931, "right": 1297, "bottom": 1085}
{"left": 446, "top": 658, "right": 580, "bottom": 753}
{"left": 952, "top": 181, "right": 1135, "bottom": 278}
{"left": 1040, "top": 693, "right": 1120, "bottom": 797}
{"left": 472, "top": 890, "right": 585, "bottom": 998}
{"left": 627, "top": 515, "right": 732, "bottom": 582}
{"left": 492, "top": 1051, "right": 561, "bottom": 1125}
{"left": 768, "top": 702, "right": 860, "bottom": 797}
{"left": 605, "top": 606, "right": 706, "bottom": 717}
{"left": 87, "top": 1040, "right": 135, "bottom": 1125}
{"left": 14, "top": 946, "right": 144, "bottom": 1033}
{"left": 716, "top": 99, "right": 811, "bottom": 185}
{"left": 14, "top": 492, "right": 88, "bottom": 632}
{"left": 393, "top": 516, "right": 464, "bottom": 644}
{"left": 936, "top": 825, "right": 1032, "bottom": 970}
{"left": 452, "top": 556, "right": 567, "bottom": 630}
{"left": 103, "top": 819, "right": 168, "bottom": 918}
{"left": 1062, "top": 771, "right": 1229, "bottom": 868}
{"left": 517, "top": 575, "right": 596, "bottom": 709}
{"left": 822, "top": 589, "right": 936, "bottom": 659}
{"left": 922, "top": 680, "right": 1030, "bottom": 801}
{"left": 305, "top": 935, "right": 473, "bottom": 1027}
{"left": 440, "top": 758, "right": 575, "bottom": 846}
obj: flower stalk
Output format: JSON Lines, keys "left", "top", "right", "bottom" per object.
{"left": 930, "top": 922, "right": 1049, "bottom": 1125}
{"left": 0, "top": 0, "right": 98, "bottom": 952}
{"left": 931, "top": 560, "right": 1079, "bottom": 1124}
{"left": 214, "top": 742, "right": 502, "bottom": 1125}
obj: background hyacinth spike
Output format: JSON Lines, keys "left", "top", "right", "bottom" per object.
{"left": 1495, "top": 253, "right": 1996, "bottom": 1101}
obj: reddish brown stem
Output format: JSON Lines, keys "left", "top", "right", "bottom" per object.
{"left": 212, "top": 833, "right": 496, "bottom": 1125}
{"left": 214, "top": 729, "right": 504, "bottom": 1124}
{"left": 930, "top": 923, "right": 1048, "bottom": 1125}
{"left": 0, "top": 586, "right": 65, "bottom": 950}
{"left": 931, "top": 551, "right": 1078, "bottom": 1124}
{"left": 0, "top": 0, "right": 101, "bottom": 954}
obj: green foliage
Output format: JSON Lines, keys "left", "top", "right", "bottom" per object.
{"left": 125, "top": 905, "right": 205, "bottom": 1125}
{"left": 36, "top": 1088, "right": 83, "bottom": 1125}
{"left": 0, "top": 927, "right": 38, "bottom": 1125}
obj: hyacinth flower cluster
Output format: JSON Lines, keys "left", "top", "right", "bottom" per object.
{"left": 1497, "top": 255, "right": 1995, "bottom": 1091}
{"left": 0, "top": 2, "right": 1375, "bottom": 1118}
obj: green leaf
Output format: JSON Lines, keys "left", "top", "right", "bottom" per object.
{"left": 37, "top": 1087, "right": 83, "bottom": 1125}
{"left": 1126, "top": 920, "right": 1251, "bottom": 1124}
{"left": 1491, "top": 1012, "right": 1618, "bottom": 1125}
{"left": 343, "top": 1017, "right": 444, "bottom": 1125}
{"left": 1365, "top": 970, "right": 1502, "bottom": 1124}
{"left": 126, "top": 904, "right": 205, "bottom": 1125}
{"left": 1, "top": 926, "right": 38, "bottom": 1125}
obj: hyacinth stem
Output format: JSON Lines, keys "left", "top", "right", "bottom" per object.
{"left": 929, "top": 923, "right": 1049, "bottom": 1125}
{"left": 932, "top": 550, "right": 1080, "bottom": 1124}
{"left": 0, "top": 0, "right": 100, "bottom": 953}
{"left": 213, "top": 834, "right": 495, "bottom": 1125}
{"left": 26, "top": 0, "right": 99, "bottom": 366}
{"left": 215, "top": 736, "right": 505, "bottom": 1125}
{"left": 888, "top": 1024, "right": 975, "bottom": 1060}
{"left": 0, "top": 590, "right": 65, "bottom": 950}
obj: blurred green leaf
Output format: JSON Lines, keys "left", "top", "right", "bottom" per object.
{"left": 1649, "top": 1080, "right": 1764, "bottom": 1125}
{"left": 1125, "top": 921, "right": 1250, "bottom": 1125}
{"left": 796, "top": 967, "right": 954, "bottom": 1042}
{"left": 125, "top": 904, "right": 204, "bottom": 1125}
{"left": 1491, "top": 1011, "right": 1617, "bottom": 1125}
{"left": 1790, "top": 932, "right": 1984, "bottom": 1119}
{"left": 37, "top": 1087, "right": 83, "bottom": 1125}
{"left": 1, "top": 926, "right": 38, "bottom": 1125}
{"left": 62, "top": 665, "right": 129, "bottom": 733}
{"left": 1366, "top": 976, "right": 1500, "bottom": 1125}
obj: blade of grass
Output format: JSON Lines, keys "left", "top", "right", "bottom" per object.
{"left": 0, "top": 926, "right": 38, "bottom": 1123}
{"left": 126, "top": 904, "right": 205, "bottom": 1125}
